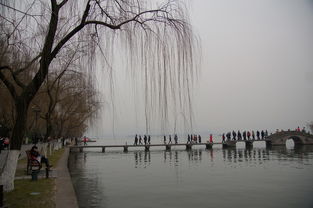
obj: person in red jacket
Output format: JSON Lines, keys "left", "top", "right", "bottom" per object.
{"left": 209, "top": 134, "right": 213, "bottom": 143}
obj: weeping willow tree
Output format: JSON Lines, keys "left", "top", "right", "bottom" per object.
{"left": 0, "top": 0, "right": 198, "bottom": 191}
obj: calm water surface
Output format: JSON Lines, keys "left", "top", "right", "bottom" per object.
{"left": 69, "top": 139, "right": 313, "bottom": 208}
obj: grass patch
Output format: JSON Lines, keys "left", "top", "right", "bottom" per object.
{"left": 6, "top": 147, "right": 66, "bottom": 207}
{"left": 49, "top": 148, "right": 65, "bottom": 167}
{"left": 4, "top": 179, "right": 55, "bottom": 208}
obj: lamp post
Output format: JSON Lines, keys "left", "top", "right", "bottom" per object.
{"left": 32, "top": 106, "right": 41, "bottom": 144}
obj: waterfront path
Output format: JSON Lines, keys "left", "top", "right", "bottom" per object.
{"left": 56, "top": 147, "right": 78, "bottom": 208}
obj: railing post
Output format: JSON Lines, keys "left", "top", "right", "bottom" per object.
{"left": 186, "top": 144, "right": 192, "bottom": 150}
{"left": 123, "top": 146, "right": 128, "bottom": 152}
{"left": 145, "top": 145, "right": 150, "bottom": 151}
{"left": 245, "top": 141, "right": 253, "bottom": 148}
{"left": 205, "top": 143, "right": 213, "bottom": 149}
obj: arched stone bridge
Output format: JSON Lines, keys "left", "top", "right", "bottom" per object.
{"left": 266, "top": 131, "right": 313, "bottom": 146}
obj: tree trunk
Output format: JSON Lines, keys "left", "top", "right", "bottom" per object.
{"left": 11, "top": 99, "right": 29, "bottom": 150}
{"left": 0, "top": 150, "right": 20, "bottom": 192}
{"left": 1, "top": 99, "right": 29, "bottom": 192}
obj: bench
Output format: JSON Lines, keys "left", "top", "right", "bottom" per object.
{"left": 26, "top": 150, "right": 42, "bottom": 175}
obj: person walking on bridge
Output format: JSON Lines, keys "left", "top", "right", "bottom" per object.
{"left": 187, "top": 134, "right": 191, "bottom": 143}
{"left": 144, "top": 135, "right": 147, "bottom": 145}
{"left": 174, "top": 134, "right": 178, "bottom": 144}
{"left": 168, "top": 135, "right": 172, "bottom": 144}
{"left": 139, "top": 135, "right": 143, "bottom": 145}
{"left": 256, "top": 131, "right": 260, "bottom": 140}
{"left": 252, "top": 131, "right": 255, "bottom": 140}
{"left": 247, "top": 131, "right": 251, "bottom": 140}
{"left": 232, "top": 131, "right": 237, "bottom": 140}
{"left": 243, "top": 131, "right": 246, "bottom": 140}
{"left": 237, "top": 131, "right": 242, "bottom": 140}
{"left": 198, "top": 135, "right": 202, "bottom": 143}
{"left": 209, "top": 134, "right": 213, "bottom": 143}
{"left": 261, "top": 130, "right": 265, "bottom": 139}
{"left": 226, "top": 132, "right": 231, "bottom": 141}
{"left": 222, "top": 133, "right": 225, "bottom": 142}
{"left": 148, "top": 135, "right": 151, "bottom": 144}
{"left": 134, "top": 135, "right": 138, "bottom": 146}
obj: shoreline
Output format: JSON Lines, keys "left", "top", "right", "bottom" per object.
{"left": 55, "top": 147, "right": 78, "bottom": 208}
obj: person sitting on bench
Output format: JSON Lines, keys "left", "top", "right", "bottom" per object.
{"left": 30, "top": 145, "right": 52, "bottom": 170}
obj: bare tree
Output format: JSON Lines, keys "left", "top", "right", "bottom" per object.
{"left": 0, "top": 0, "right": 198, "bottom": 191}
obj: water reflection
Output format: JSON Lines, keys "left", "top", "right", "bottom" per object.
{"left": 69, "top": 145, "right": 313, "bottom": 208}
{"left": 134, "top": 151, "right": 151, "bottom": 168}
{"left": 187, "top": 149, "right": 202, "bottom": 162}
{"left": 131, "top": 146, "right": 313, "bottom": 168}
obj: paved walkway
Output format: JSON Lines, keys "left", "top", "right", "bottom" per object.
{"left": 55, "top": 147, "right": 78, "bottom": 208}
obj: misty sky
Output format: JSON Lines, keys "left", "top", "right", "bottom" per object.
{"left": 87, "top": 0, "right": 313, "bottom": 137}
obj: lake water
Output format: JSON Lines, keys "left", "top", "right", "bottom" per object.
{"left": 69, "top": 138, "right": 313, "bottom": 208}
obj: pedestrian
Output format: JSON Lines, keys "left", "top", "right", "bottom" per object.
{"left": 0, "top": 137, "right": 4, "bottom": 150}
{"left": 83, "top": 136, "right": 87, "bottom": 146}
{"left": 174, "top": 134, "right": 178, "bottom": 144}
{"left": 232, "top": 130, "right": 236, "bottom": 140}
{"left": 187, "top": 134, "right": 190, "bottom": 143}
{"left": 226, "top": 132, "right": 231, "bottom": 140}
{"left": 237, "top": 131, "right": 242, "bottom": 140}
{"left": 168, "top": 135, "right": 172, "bottom": 144}
{"left": 139, "top": 135, "right": 143, "bottom": 145}
{"left": 148, "top": 135, "right": 151, "bottom": 144}
{"left": 144, "top": 135, "right": 147, "bottom": 145}
{"left": 247, "top": 131, "right": 251, "bottom": 140}
{"left": 198, "top": 135, "right": 201, "bottom": 143}
{"left": 243, "top": 131, "right": 246, "bottom": 140}
{"left": 194, "top": 135, "right": 198, "bottom": 143}
{"left": 134, "top": 134, "right": 138, "bottom": 145}
{"left": 222, "top": 133, "right": 225, "bottom": 142}
{"left": 3, "top": 137, "right": 9, "bottom": 149}
{"left": 209, "top": 134, "right": 213, "bottom": 143}
{"left": 252, "top": 131, "right": 255, "bottom": 140}
{"left": 261, "top": 130, "right": 264, "bottom": 139}
{"left": 163, "top": 135, "right": 166, "bottom": 144}
{"left": 256, "top": 131, "right": 260, "bottom": 140}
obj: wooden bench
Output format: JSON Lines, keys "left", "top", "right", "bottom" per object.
{"left": 26, "top": 150, "right": 42, "bottom": 175}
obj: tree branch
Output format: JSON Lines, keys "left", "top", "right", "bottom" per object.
{"left": 14, "top": 54, "right": 41, "bottom": 75}
{"left": 0, "top": 71, "right": 17, "bottom": 99}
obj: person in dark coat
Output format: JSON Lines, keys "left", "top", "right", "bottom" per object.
{"left": 30, "top": 145, "right": 52, "bottom": 169}
{"left": 237, "top": 131, "right": 242, "bottom": 140}
{"left": 148, "top": 135, "right": 151, "bottom": 144}
{"left": 256, "top": 131, "right": 260, "bottom": 140}
{"left": 134, "top": 135, "right": 138, "bottom": 145}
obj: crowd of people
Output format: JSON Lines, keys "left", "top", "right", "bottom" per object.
{"left": 222, "top": 130, "right": 268, "bottom": 142}
{"left": 134, "top": 134, "right": 152, "bottom": 145}
{"left": 133, "top": 134, "right": 216, "bottom": 145}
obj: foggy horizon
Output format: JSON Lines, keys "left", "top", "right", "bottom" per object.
{"left": 86, "top": 0, "right": 313, "bottom": 138}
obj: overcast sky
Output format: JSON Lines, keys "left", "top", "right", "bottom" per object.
{"left": 87, "top": 0, "right": 313, "bottom": 138}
